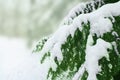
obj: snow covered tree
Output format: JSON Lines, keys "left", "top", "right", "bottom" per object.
{"left": 34, "top": 0, "right": 120, "bottom": 80}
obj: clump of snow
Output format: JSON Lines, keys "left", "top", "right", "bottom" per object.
{"left": 50, "top": 43, "right": 63, "bottom": 61}
{"left": 85, "top": 34, "right": 112, "bottom": 80}
{"left": 90, "top": 18, "right": 113, "bottom": 37}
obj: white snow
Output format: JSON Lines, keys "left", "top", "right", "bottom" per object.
{"left": 0, "top": 36, "right": 49, "bottom": 80}
{"left": 90, "top": 18, "right": 113, "bottom": 37}
{"left": 50, "top": 43, "right": 63, "bottom": 61}
{"left": 85, "top": 35, "right": 112, "bottom": 80}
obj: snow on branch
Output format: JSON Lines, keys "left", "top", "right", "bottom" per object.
{"left": 39, "top": 1, "right": 120, "bottom": 79}
{"left": 61, "top": 0, "right": 104, "bottom": 25}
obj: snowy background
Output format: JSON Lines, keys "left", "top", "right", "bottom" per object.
{"left": 0, "top": 36, "right": 50, "bottom": 80}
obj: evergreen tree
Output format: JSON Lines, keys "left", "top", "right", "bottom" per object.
{"left": 34, "top": 0, "right": 120, "bottom": 80}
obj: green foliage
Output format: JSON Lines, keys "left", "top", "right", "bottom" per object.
{"left": 34, "top": 1, "right": 120, "bottom": 80}
{"left": 33, "top": 37, "right": 48, "bottom": 52}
